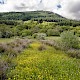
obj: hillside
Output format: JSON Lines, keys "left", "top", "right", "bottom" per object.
{"left": 0, "top": 11, "right": 80, "bottom": 27}
{"left": 0, "top": 11, "right": 65, "bottom": 21}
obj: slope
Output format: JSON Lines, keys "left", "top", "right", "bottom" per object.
{"left": 0, "top": 11, "right": 64, "bottom": 21}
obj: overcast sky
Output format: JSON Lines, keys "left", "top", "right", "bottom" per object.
{"left": 0, "top": 0, "right": 80, "bottom": 20}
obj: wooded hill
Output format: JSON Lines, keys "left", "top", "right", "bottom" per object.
{"left": 0, "top": 11, "right": 80, "bottom": 27}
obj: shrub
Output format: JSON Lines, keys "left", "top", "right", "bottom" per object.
{"left": 0, "top": 39, "right": 32, "bottom": 56}
{"left": 37, "top": 33, "right": 46, "bottom": 40}
{"left": 76, "top": 30, "right": 80, "bottom": 37}
{"left": 33, "top": 33, "right": 46, "bottom": 40}
{"left": 60, "top": 31, "right": 79, "bottom": 49}
{"left": 39, "top": 29, "right": 47, "bottom": 33}
{"left": 32, "top": 33, "right": 38, "bottom": 38}
{"left": 67, "top": 49, "right": 80, "bottom": 58}
{"left": 47, "top": 29, "right": 60, "bottom": 36}
{"left": 20, "top": 29, "right": 32, "bottom": 37}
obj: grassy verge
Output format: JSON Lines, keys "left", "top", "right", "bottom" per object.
{"left": 46, "top": 36, "right": 61, "bottom": 41}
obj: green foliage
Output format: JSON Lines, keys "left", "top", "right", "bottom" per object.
{"left": 38, "top": 21, "right": 55, "bottom": 29}
{"left": 31, "top": 26, "right": 40, "bottom": 34}
{"left": 0, "top": 24, "right": 13, "bottom": 38}
{"left": 0, "top": 20, "right": 18, "bottom": 25}
{"left": 0, "top": 11, "right": 80, "bottom": 27}
{"left": 23, "top": 20, "right": 38, "bottom": 29}
{"left": 60, "top": 31, "right": 79, "bottom": 49}
{"left": 0, "top": 11, "right": 65, "bottom": 22}
{"left": 20, "top": 29, "right": 32, "bottom": 37}
{"left": 39, "top": 29, "right": 47, "bottom": 33}
{"left": 32, "top": 33, "right": 38, "bottom": 38}
{"left": 0, "top": 20, "right": 80, "bottom": 39}
{"left": 47, "top": 29, "right": 60, "bottom": 36}
{"left": 0, "top": 32, "right": 2, "bottom": 38}
{"left": 33, "top": 33, "right": 46, "bottom": 40}
{"left": 76, "top": 30, "right": 80, "bottom": 37}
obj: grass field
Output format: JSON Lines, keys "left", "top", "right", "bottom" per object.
{"left": 7, "top": 41, "right": 80, "bottom": 80}
{"left": 46, "top": 36, "right": 61, "bottom": 41}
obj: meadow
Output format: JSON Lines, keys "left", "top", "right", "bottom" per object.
{"left": 0, "top": 34, "right": 80, "bottom": 80}
{"left": 6, "top": 41, "right": 80, "bottom": 80}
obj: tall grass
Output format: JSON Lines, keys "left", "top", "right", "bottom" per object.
{"left": 0, "top": 38, "right": 32, "bottom": 79}
{"left": 41, "top": 40, "right": 80, "bottom": 58}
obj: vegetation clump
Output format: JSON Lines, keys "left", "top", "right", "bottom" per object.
{"left": 0, "top": 39, "right": 32, "bottom": 55}
{"left": 33, "top": 33, "right": 46, "bottom": 40}
{"left": 60, "top": 31, "right": 79, "bottom": 49}
{"left": 47, "top": 29, "right": 60, "bottom": 36}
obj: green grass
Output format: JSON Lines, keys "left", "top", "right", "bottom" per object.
{"left": 79, "top": 37, "right": 80, "bottom": 41}
{"left": 0, "top": 38, "right": 14, "bottom": 43}
{"left": 46, "top": 36, "right": 80, "bottom": 41}
{"left": 46, "top": 36, "right": 61, "bottom": 41}
{"left": 7, "top": 41, "right": 80, "bottom": 80}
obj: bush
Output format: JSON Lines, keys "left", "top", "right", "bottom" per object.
{"left": 47, "top": 29, "right": 60, "bottom": 36}
{"left": 32, "top": 33, "right": 38, "bottom": 38}
{"left": 0, "top": 39, "right": 32, "bottom": 56}
{"left": 33, "top": 33, "right": 46, "bottom": 40}
{"left": 67, "top": 49, "right": 80, "bottom": 58}
{"left": 76, "top": 30, "right": 80, "bottom": 37}
{"left": 20, "top": 29, "right": 32, "bottom": 37}
{"left": 60, "top": 31, "right": 79, "bottom": 49}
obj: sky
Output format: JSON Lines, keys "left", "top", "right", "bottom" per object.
{"left": 0, "top": 0, "right": 80, "bottom": 20}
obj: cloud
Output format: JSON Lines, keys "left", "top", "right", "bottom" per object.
{"left": 13, "top": 0, "right": 40, "bottom": 11}
{"left": 51, "top": 0, "right": 80, "bottom": 20}
{"left": 66, "top": 0, "right": 80, "bottom": 20}
{"left": 0, "top": 0, "right": 80, "bottom": 20}
{"left": 0, "top": 0, "right": 59, "bottom": 12}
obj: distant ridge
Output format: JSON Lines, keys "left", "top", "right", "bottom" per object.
{"left": 0, "top": 11, "right": 66, "bottom": 21}
{"left": 0, "top": 11, "right": 79, "bottom": 24}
